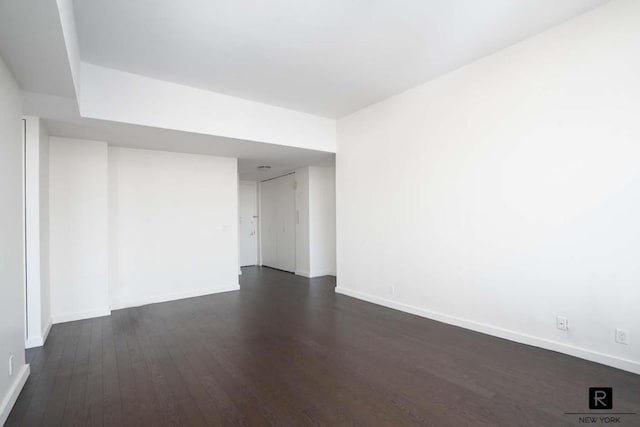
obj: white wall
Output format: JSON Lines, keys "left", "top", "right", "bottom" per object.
{"left": 309, "top": 166, "right": 336, "bottom": 277}
{"left": 0, "top": 55, "right": 29, "bottom": 426}
{"left": 39, "top": 121, "right": 50, "bottom": 337}
{"left": 55, "top": 0, "right": 81, "bottom": 96}
{"left": 49, "top": 137, "right": 110, "bottom": 323}
{"left": 295, "top": 168, "right": 311, "bottom": 276}
{"left": 24, "top": 116, "right": 42, "bottom": 344}
{"left": 337, "top": 0, "right": 640, "bottom": 374}
{"left": 294, "top": 166, "right": 336, "bottom": 278}
{"left": 80, "top": 63, "right": 336, "bottom": 152}
{"left": 109, "top": 147, "right": 239, "bottom": 309}
{"left": 24, "top": 116, "right": 51, "bottom": 348}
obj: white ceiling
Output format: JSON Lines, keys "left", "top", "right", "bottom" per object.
{"left": 1, "top": 0, "right": 607, "bottom": 177}
{"left": 73, "top": 0, "right": 607, "bottom": 118}
{"left": 0, "top": 0, "right": 76, "bottom": 97}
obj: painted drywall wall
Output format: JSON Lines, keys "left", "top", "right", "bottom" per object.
{"left": 24, "top": 116, "right": 51, "bottom": 348}
{"left": 39, "top": 121, "right": 50, "bottom": 338}
{"left": 24, "top": 116, "right": 42, "bottom": 346}
{"left": 293, "top": 166, "right": 336, "bottom": 278}
{"left": 295, "top": 168, "right": 311, "bottom": 276}
{"left": 0, "top": 55, "right": 29, "bottom": 426}
{"left": 55, "top": 0, "right": 81, "bottom": 96}
{"left": 49, "top": 137, "right": 110, "bottom": 323}
{"left": 108, "top": 147, "right": 239, "bottom": 309}
{"left": 309, "top": 166, "right": 336, "bottom": 277}
{"left": 337, "top": 0, "right": 640, "bottom": 374}
{"left": 80, "top": 63, "right": 336, "bottom": 152}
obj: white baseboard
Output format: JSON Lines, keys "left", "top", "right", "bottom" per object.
{"left": 312, "top": 271, "right": 336, "bottom": 277}
{"left": 296, "top": 270, "right": 337, "bottom": 278}
{"left": 24, "top": 336, "right": 42, "bottom": 349}
{"left": 25, "top": 317, "right": 53, "bottom": 349}
{"left": 51, "top": 286, "right": 240, "bottom": 322}
{"left": 42, "top": 318, "right": 52, "bottom": 344}
{"left": 110, "top": 284, "right": 240, "bottom": 310}
{"left": 0, "top": 364, "right": 30, "bottom": 426}
{"left": 52, "top": 308, "right": 112, "bottom": 324}
{"left": 335, "top": 286, "right": 640, "bottom": 375}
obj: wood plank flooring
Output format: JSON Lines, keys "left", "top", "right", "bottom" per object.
{"left": 7, "top": 267, "right": 640, "bottom": 426}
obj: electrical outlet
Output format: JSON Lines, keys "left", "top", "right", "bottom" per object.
{"left": 556, "top": 316, "right": 569, "bottom": 331}
{"left": 8, "top": 355, "right": 13, "bottom": 376}
{"left": 615, "top": 328, "right": 629, "bottom": 345}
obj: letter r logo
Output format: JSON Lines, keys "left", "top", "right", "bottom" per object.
{"left": 589, "top": 387, "right": 612, "bottom": 409}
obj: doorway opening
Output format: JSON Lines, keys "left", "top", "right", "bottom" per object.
{"left": 239, "top": 180, "right": 259, "bottom": 267}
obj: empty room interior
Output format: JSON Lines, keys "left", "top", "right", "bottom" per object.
{"left": 1, "top": 0, "right": 639, "bottom": 425}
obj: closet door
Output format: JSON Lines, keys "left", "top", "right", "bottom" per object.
{"left": 276, "top": 173, "right": 296, "bottom": 272}
{"left": 260, "top": 178, "right": 278, "bottom": 268}
{"left": 259, "top": 173, "right": 296, "bottom": 272}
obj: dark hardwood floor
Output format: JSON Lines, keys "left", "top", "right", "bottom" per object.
{"left": 7, "top": 267, "right": 640, "bottom": 426}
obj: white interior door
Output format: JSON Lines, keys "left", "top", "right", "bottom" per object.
{"left": 259, "top": 173, "right": 296, "bottom": 272}
{"left": 261, "top": 178, "right": 277, "bottom": 268}
{"left": 276, "top": 174, "right": 296, "bottom": 272}
{"left": 239, "top": 181, "right": 258, "bottom": 266}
